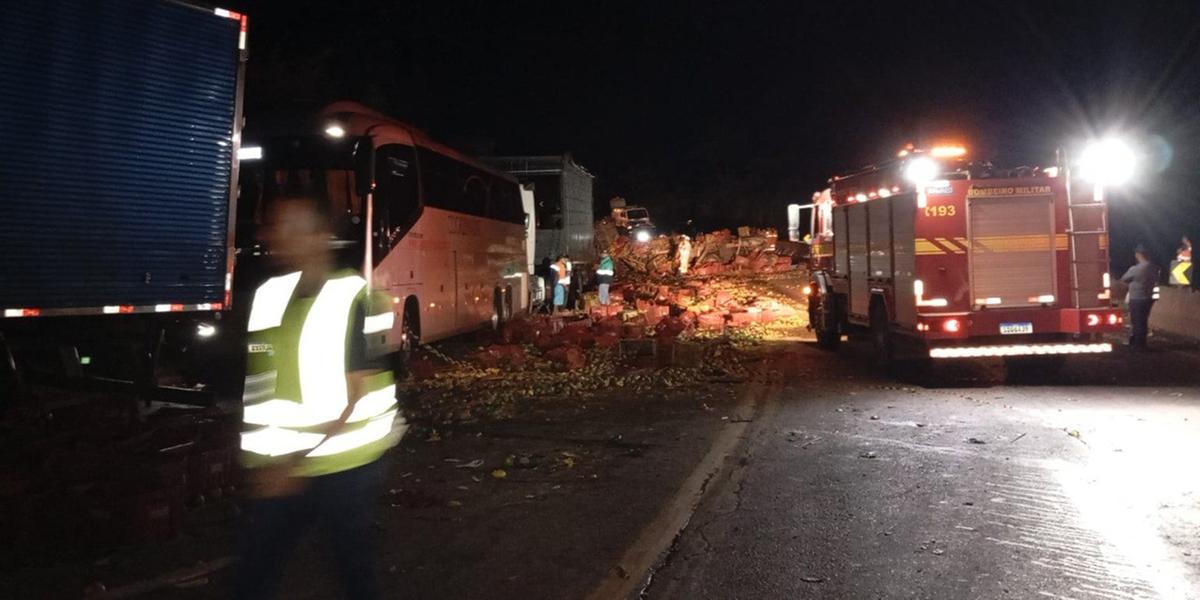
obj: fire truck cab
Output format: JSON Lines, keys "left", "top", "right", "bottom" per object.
{"left": 808, "top": 145, "right": 1123, "bottom": 365}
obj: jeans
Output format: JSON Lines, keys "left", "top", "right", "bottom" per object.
{"left": 599, "top": 283, "right": 610, "bottom": 305}
{"left": 1128, "top": 298, "right": 1154, "bottom": 348}
{"left": 233, "top": 459, "right": 386, "bottom": 600}
{"left": 553, "top": 284, "right": 566, "bottom": 308}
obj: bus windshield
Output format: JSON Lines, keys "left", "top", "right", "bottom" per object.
{"left": 237, "top": 136, "right": 365, "bottom": 248}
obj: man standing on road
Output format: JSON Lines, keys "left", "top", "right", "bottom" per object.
{"left": 596, "top": 250, "right": 615, "bottom": 306}
{"left": 234, "top": 197, "right": 403, "bottom": 600}
{"left": 1120, "top": 244, "right": 1161, "bottom": 350}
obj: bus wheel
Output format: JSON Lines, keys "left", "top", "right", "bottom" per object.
{"left": 401, "top": 300, "right": 421, "bottom": 355}
{"left": 814, "top": 294, "right": 841, "bottom": 350}
{"left": 493, "top": 288, "right": 511, "bottom": 328}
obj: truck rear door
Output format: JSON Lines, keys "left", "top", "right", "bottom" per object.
{"left": 967, "top": 188, "right": 1056, "bottom": 308}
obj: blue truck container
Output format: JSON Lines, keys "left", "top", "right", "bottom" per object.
{"left": 0, "top": 0, "right": 247, "bottom": 317}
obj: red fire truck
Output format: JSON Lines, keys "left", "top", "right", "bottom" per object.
{"left": 807, "top": 145, "right": 1123, "bottom": 366}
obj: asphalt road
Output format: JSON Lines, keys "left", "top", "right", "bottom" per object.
{"left": 644, "top": 342, "right": 1200, "bottom": 600}
{"left": 6, "top": 334, "right": 1200, "bottom": 600}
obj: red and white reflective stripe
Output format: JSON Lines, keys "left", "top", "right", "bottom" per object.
{"left": 4, "top": 302, "right": 224, "bottom": 318}
{"left": 213, "top": 9, "right": 248, "bottom": 50}
{"left": 930, "top": 343, "right": 1112, "bottom": 359}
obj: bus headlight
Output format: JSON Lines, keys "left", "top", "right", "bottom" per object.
{"left": 324, "top": 123, "right": 347, "bottom": 139}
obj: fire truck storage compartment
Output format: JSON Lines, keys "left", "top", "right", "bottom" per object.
{"left": 891, "top": 195, "right": 917, "bottom": 326}
{"left": 834, "top": 205, "right": 849, "bottom": 276}
{"left": 847, "top": 203, "right": 870, "bottom": 315}
{"left": 968, "top": 194, "right": 1056, "bottom": 308}
{"left": 868, "top": 201, "right": 892, "bottom": 279}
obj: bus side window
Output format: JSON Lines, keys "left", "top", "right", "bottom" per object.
{"left": 374, "top": 144, "right": 419, "bottom": 254}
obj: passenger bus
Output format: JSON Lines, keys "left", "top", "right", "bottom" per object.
{"left": 236, "top": 102, "right": 530, "bottom": 352}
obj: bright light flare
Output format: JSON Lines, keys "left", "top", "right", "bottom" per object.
{"left": 324, "top": 123, "right": 347, "bottom": 139}
{"left": 635, "top": 230, "right": 652, "bottom": 243}
{"left": 904, "top": 157, "right": 939, "bottom": 184}
{"left": 196, "top": 323, "right": 217, "bottom": 338}
{"left": 929, "top": 145, "right": 967, "bottom": 158}
{"left": 1079, "top": 138, "right": 1137, "bottom": 186}
{"left": 237, "top": 146, "right": 262, "bottom": 161}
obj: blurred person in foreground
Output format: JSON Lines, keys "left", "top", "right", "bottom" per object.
{"left": 234, "top": 197, "right": 404, "bottom": 599}
{"left": 1119, "top": 244, "right": 1161, "bottom": 351}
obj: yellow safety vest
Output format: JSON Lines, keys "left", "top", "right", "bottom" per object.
{"left": 240, "top": 270, "right": 401, "bottom": 477}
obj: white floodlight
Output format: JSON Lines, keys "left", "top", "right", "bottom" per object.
{"left": 904, "top": 157, "right": 939, "bottom": 184}
{"left": 1079, "top": 138, "right": 1136, "bottom": 186}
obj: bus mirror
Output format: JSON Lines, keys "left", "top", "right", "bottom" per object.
{"left": 355, "top": 139, "right": 375, "bottom": 197}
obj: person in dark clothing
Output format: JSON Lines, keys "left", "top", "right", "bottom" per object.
{"left": 1120, "top": 245, "right": 1161, "bottom": 349}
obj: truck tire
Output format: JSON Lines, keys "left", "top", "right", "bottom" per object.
{"left": 870, "top": 300, "right": 894, "bottom": 368}
{"left": 813, "top": 293, "right": 841, "bottom": 350}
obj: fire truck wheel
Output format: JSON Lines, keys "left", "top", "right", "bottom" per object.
{"left": 814, "top": 295, "right": 841, "bottom": 350}
{"left": 870, "top": 301, "right": 894, "bottom": 367}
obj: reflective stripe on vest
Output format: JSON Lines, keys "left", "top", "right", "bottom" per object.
{"left": 241, "top": 410, "right": 399, "bottom": 458}
{"left": 247, "top": 272, "right": 302, "bottom": 332}
{"left": 241, "top": 272, "right": 398, "bottom": 459}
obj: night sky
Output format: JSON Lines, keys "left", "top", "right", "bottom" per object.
{"left": 234, "top": 0, "right": 1200, "bottom": 268}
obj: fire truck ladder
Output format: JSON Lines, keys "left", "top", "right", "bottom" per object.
{"left": 1066, "top": 190, "right": 1109, "bottom": 308}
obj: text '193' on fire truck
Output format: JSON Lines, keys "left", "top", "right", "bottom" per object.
{"left": 806, "top": 144, "right": 1122, "bottom": 368}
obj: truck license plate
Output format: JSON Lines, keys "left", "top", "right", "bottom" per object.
{"left": 1000, "top": 322, "right": 1033, "bottom": 335}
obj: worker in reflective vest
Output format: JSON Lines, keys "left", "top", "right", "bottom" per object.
{"left": 550, "top": 255, "right": 570, "bottom": 312}
{"left": 596, "top": 251, "right": 615, "bottom": 305}
{"left": 235, "top": 197, "right": 402, "bottom": 600}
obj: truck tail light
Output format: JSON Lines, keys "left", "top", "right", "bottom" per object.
{"left": 1087, "top": 314, "right": 1101, "bottom": 326}
{"left": 943, "top": 319, "right": 961, "bottom": 333}
{"left": 1108, "top": 313, "right": 1120, "bottom": 325}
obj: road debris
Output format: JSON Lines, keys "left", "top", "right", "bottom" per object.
{"left": 859, "top": 451, "right": 878, "bottom": 459}
{"left": 967, "top": 437, "right": 986, "bottom": 445}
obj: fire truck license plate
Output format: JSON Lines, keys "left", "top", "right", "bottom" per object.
{"left": 999, "top": 322, "right": 1033, "bottom": 335}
